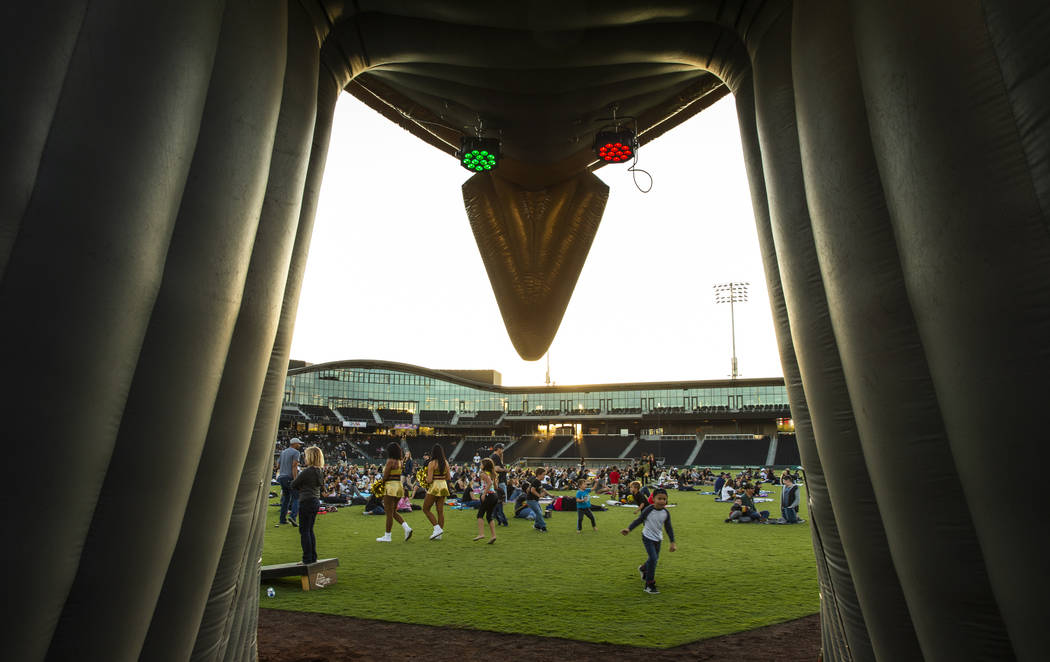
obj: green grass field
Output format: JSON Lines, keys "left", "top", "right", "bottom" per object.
{"left": 260, "top": 487, "right": 818, "bottom": 648}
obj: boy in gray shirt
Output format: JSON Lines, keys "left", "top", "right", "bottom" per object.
{"left": 621, "top": 488, "right": 677, "bottom": 594}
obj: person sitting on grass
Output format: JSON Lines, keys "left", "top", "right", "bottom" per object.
{"left": 617, "top": 481, "right": 630, "bottom": 502}
{"left": 781, "top": 474, "right": 801, "bottom": 523}
{"left": 513, "top": 490, "right": 536, "bottom": 521}
{"left": 740, "top": 486, "right": 769, "bottom": 522}
{"left": 396, "top": 493, "right": 414, "bottom": 513}
{"left": 453, "top": 474, "right": 470, "bottom": 496}
{"left": 726, "top": 496, "right": 745, "bottom": 522}
{"left": 720, "top": 478, "right": 737, "bottom": 503}
{"left": 363, "top": 491, "right": 384, "bottom": 515}
{"left": 457, "top": 478, "right": 482, "bottom": 508}
{"left": 525, "top": 468, "right": 549, "bottom": 531}
{"left": 506, "top": 476, "right": 524, "bottom": 503}
{"left": 627, "top": 480, "right": 651, "bottom": 508}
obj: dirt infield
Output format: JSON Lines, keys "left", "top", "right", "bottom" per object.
{"left": 258, "top": 608, "right": 821, "bottom": 661}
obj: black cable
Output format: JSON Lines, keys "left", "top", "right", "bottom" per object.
{"left": 627, "top": 152, "right": 653, "bottom": 193}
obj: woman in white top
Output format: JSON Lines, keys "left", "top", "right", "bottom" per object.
{"left": 720, "top": 481, "right": 736, "bottom": 502}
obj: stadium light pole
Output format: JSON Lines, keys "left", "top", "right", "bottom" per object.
{"left": 714, "top": 282, "right": 749, "bottom": 380}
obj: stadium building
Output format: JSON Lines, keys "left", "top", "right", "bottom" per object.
{"left": 282, "top": 359, "right": 798, "bottom": 468}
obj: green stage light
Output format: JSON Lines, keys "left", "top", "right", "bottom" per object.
{"left": 463, "top": 149, "right": 496, "bottom": 171}
{"left": 458, "top": 136, "right": 501, "bottom": 173}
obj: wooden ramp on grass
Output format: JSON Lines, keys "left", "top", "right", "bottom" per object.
{"left": 261, "top": 558, "right": 339, "bottom": 591}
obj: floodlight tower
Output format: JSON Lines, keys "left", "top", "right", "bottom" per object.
{"left": 714, "top": 282, "right": 749, "bottom": 380}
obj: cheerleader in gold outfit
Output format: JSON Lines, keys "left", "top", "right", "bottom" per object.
{"left": 423, "top": 443, "right": 451, "bottom": 540}
{"left": 376, "top": 442, "right": 413, "bottom": 542}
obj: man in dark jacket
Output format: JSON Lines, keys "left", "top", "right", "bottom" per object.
{"left": 739, "top": 485, "right": 769, "bottom": 522}
{"left": 713, "top": 473, "right": 726, "bottom": 501}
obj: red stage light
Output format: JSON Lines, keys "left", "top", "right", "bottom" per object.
{"left": 594, "top": 129, "right": 638, "bottom": 163}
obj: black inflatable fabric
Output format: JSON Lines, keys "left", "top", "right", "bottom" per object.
{"left": 2, "top": 2, "right": 1047, "bottom": 660}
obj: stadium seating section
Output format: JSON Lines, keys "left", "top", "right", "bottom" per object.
{"left": 419, "top": 410, "right": 455, "bottom": 425}
{"left": 577, "top": 434, "right": 631, "bottom": 458}
{"left": 516, "top": 410, "right": 561, "bottom": 417}
{"left": 649, "top": 406, "right": 687, "bottom": 415}
{"left": 456, "top": 439, "right": 503, "bottom": 462}
{"left": 280, "top": 409, "right": 306, "bottom": 423}
{"left": 298, "top": 404, "right": 339, "bottom": 423}
{"left": 275, "top": 429, "right": 794, "bottom": 468}
{"left": 690, "top": 404, "right": 790, "bottom": 414}
{"left": 376, "top": 408, "right": 413, "bottom": 424}
{"left": 773, "top": 434, "right": 800, "bottom": 466}
{"left": 403, "top": 435, "right": 458, "bottom": 461}
{"left": 628, "top": 438, "right": 696, "bottom": 465}
{"left": 548, "top": 435, "right": 574, "bottom": 455}
{"left": 694, "top": 436, "right": 771, "bottom": 466}
{"left": 504, "top": 436, "right": 543, "bottom": 461}
{"left": 335, "top": 407, "right": 374, "bottom": 423}
{"left": 455, "top": 410, "right": 504, "bottom": 426}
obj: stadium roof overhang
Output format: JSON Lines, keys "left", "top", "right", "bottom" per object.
{"left": 317, "top": 2, "right": 760, "bottom": 359}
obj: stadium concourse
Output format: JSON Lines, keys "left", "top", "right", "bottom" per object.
{"left": 278, "top": 359, "right": 800, "bottom": 469}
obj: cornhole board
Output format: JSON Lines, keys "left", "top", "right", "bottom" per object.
{"left": 260, "top": 558, "right": 339, "bottom": 591}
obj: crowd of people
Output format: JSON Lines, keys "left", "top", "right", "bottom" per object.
{"left": 711, "top": 467, "right": 804, "bottom": 524}
{"left": 272, "top": 430, "right": 805, "bottom": 593}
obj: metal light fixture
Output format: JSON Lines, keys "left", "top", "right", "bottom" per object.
{"left": 714, "top": 282, "right": 749, "bottom": 379}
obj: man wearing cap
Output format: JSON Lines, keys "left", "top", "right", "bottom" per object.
{"left": 489, "top": 443, "right": 509, "bottom": 526}
{"left": 276, "top": 438, "right": 303, "bottom": 527}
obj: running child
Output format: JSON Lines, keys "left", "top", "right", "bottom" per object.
{"left": 576, "top": 478, "right": 597, "bottom": 532}
{"left": 620, "top": 488, "right": 676, "bottom": 594}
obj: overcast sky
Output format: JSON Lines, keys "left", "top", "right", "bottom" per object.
{"left": 290, "top": 93, "right": 784, "bottom": 387}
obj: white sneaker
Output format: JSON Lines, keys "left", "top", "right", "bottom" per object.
{"left": 429, "top": 526, "right": 443, "bottom": 540}
{"left": 376, "top": 533, "right": 391, "bottom": 542}
{"left": 403, "top": 524, "right": 413, "bottom": 541}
